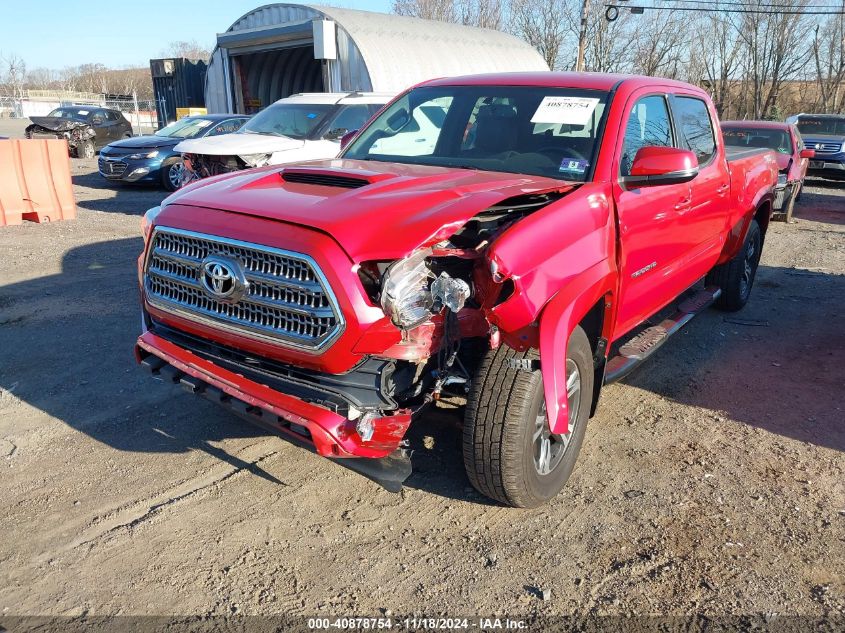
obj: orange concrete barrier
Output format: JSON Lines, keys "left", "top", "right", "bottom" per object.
{"left": 0, "top": 139, "right": 77, "bottom": 226}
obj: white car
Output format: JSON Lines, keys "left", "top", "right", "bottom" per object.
{"left": 175, "top": 92, "right": 394, "bottom": 183}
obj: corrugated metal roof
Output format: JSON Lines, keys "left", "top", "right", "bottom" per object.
{"left": 307, "top": 5, "right": 549, "bottom": 92}
{"left": 205, "top": 3, "right": 549, "bottom": 113}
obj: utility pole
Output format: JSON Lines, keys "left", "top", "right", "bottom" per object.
{"left": 576, "top": 0, "right": 591, "bottom": 72}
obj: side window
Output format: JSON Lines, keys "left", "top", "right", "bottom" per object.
{"left": 105, "top": 111, "right": 119, "bottom": 122}
{"left": 672, "top": 97, "right": 716, "bottom": 165}
{"left": 324, "top": 105, "right": 373, "bottom": 138}
{"left": 620, "top": 95, "right": 673, "bottom": 176}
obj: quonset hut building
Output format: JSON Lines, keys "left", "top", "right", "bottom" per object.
{"left": 204, "top": 3, "right": 549, "bottom": 113}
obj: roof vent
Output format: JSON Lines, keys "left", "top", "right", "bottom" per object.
{"left": 281, "top": 170, "right": 369, "bottom": 189}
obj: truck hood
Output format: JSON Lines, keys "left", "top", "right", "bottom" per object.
{"left": 174, "top": 132, "right": 304, "bottom": 156}
{"left": 162, "top": 159, "right": 577, "bottom": 261}
{"left": 27, "top": 116, "right": 89, "bottom": 132}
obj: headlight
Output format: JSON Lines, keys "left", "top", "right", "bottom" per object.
{"left": 141, "top": 205, "right": 162, "bottom": 240}
{"left": 128, "top": 150, "right": 159, "bottom": 160}
{"left": 380, "top": 250, "right": 434, "bottom": 329}
{"left": 777, "top": 172, "right": 787, "bottom": 186}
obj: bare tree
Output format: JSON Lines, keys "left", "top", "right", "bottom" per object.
{"left": 392, "top": 0, "right": 457, "bottom": 22}
{"left": 509, "top": 0, "right": 572, "bottom": 69}
{"left": 161, "top": 40, "right": 212, "bottom": 61}
{"left": 629, "top": 10, "right": 689, "bottom": 79}
{"left": 696, "top": 13, "right": 743, "bottom": 117}
{"left": 458, "top": 0, "right": 504, "bottom": 29}
{"left": 736, "top": 0, "right": 815, "bottom": 118}
{"left": 812, "top": 9, "right": 845, "bottom": 113}
{"left": 0, "top": 53, "right": 27, "bottom": 99}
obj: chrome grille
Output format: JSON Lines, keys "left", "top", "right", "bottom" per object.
{"left": 812, "top": 142, "right": 842, "bottom": 154}
{"left": 144, "top": 227, "right": 344, "bottom": 351}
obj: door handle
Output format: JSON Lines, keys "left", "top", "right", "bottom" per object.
{"left": 674, "top": 197, "right": 691, "bottom": 211}
{"left": 716, "top": 183, "right": 729, "bottom": 197}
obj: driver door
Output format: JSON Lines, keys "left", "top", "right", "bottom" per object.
{"left": 612, "top": 92, "right": 693, "bottom": 338}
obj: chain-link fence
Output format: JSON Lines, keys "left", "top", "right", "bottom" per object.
{"left": 0, "top": 95, "right": 159, "bottom": 135}
{"left": 101, "top": 99, "right": 158, "bottom": 135}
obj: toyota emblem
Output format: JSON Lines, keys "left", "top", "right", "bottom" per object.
{"left": 200, "top": 255, "right": 248, "bottom": 303}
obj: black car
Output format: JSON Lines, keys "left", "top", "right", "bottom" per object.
{"left": 98, "top": 114, "right": 250, "bottom": 190}
{"left": 26, "top": 106, "right": 133, "bottom": 158}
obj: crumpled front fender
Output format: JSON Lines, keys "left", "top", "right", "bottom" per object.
{"left": 539, "top": 261, "right": 615, "bottom": 434}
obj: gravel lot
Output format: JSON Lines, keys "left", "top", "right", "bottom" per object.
{"left": 0, "top": 118, "right": 843, "bottom": 623}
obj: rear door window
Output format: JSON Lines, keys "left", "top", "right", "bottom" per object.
{"left": 619, "top": 95, "right": 673, "bottom": 176}
{"left": 672, "top": 97, "right": 716, "bottom": 165}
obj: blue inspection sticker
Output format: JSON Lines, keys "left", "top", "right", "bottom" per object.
{"left": 306, "top": 113, "right": 318, "bottom": 119}
{"left": 560, "top": 158, "right": 588, "bottom": 173}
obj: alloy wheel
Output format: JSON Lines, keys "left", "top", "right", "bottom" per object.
{"left": 533, "top": 358, "right": 581, "bottom": 476}
{"left": 169, "top": 163, "right": 185, "bottom": 189}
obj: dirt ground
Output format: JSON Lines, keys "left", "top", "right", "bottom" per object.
{"left": 0, "top": 119, "right": 843, "bottom": 624}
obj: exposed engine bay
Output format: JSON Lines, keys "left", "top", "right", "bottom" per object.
{"left": 182, "top": 153, "right": 271, "bottom": 185}
{"left": 25, "top": 117, "right": 96, "bottom": 157}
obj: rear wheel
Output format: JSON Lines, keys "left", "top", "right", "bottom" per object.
{"left": 706, "top": 219, "right": 762, "bottom": 311}
{"left": 462, "top": 326, "right": 593, "bottom": 508}
{"left": 161, "top": 159, "right": 185, "bottom": 191}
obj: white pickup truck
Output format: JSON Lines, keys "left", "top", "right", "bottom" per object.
{"left": 175, "top": 92, "right": 394, "bottom": 184}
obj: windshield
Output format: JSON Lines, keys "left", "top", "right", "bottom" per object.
{"left": 238, "top": 103, "right": 333, "bottom": 139}
{"left": 723, "top": 127, "right": 793, "bottom": 154}
{"left": 342, "top": 86, "right": 610, "bottom": 182}
{"left": 47, "top": 108, "right": 88, "bottom": 120}
{"left": 797, "top": 117, "right": 845, "bottom": 136}
{"left": 155, "top": 118, "right": 215, "bottom": 138}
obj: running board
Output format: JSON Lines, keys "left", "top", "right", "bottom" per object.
{"left": 604, "top": 286, "right": 721, "bottom": 384}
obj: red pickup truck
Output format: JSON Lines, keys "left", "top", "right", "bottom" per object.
{"left": 136, "top": 73, "right": 777, "bottom": 507}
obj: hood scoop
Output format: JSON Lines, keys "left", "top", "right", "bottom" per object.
{"left": 281, "top": 169, "right": 371, "bottom": 189}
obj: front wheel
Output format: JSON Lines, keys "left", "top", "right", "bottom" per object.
{"left": 162, "top": 159, "right": 185, "bottom": 191}
{"left": 462, "top": 326, "right": 593, "bottom": 508}
{"left": 706, "top": 218, "right": 762, "bottom": 311}
{"left": 76, "top": 140, "right": 95, "bottom": 159}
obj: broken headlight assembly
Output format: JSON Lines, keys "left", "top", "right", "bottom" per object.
{"left": 380, "top": 249, "right": 434, "bottom": 329}
{"left": 378, "top": 249, "right": 473, "bottom": 330}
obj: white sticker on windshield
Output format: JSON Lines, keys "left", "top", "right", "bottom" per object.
{"left": 530, "top": 97, "right": 599, "bottom": 125}
{"left": 77, "top": 110, "right": 89, "bottom": 115}
{"left": 195, "top": 120, "right": 212, "bottom": 127}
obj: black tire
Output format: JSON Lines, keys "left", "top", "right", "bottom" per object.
{"left": 161, "top": 159, "right": 185, "bottom": 191}
{"left": 706, "top": 218, "right": 762, "bottom": 312}
{"left": 462, "top": 326, "right": 593, "bottom": 508}
{"left": 76, "top": 140, "right": 95, "bottom": 159}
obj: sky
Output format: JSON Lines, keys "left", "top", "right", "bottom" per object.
{"left": 1, "top": 0, "right": 393, "bottom": 69}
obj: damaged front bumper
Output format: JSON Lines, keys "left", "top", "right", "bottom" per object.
{"left": 135, "top": 330, "right": 414, "bottom": 491}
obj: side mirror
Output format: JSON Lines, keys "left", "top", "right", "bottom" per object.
{"left": 340, "top": 129, "right": 359, "bottom": 151}
{"left": 799, "top": 148, "right": 815, "bottom": 159}
{"left": 623, "top": 146, "right": 699, "bottom": 187}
